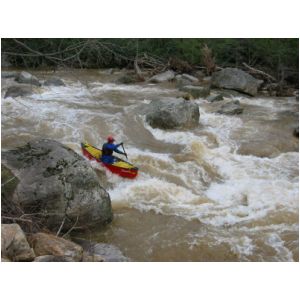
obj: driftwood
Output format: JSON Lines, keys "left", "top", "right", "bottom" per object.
{"left": 242, "top": 62, "right": 277, "bottom": 82}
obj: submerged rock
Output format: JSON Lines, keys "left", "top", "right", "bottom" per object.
{"left": 1, "top": 224, "right": 35, "bottom": 262}
{"left": 1, "top": 139, "right": 113, "bottom": 231}
{"left": 72, "top": 238, "right": 129, "bottom": 262}
{"left": 15, "top": 71, "right": 41, "bottom": 86}
{"left": 149, "top": 70, "right": 175, "bottom": 83}
{"left": 44, "top": 77, "right": 65, "bottom": 86}
{"left": 217, "top": 100, "right": 243, "bottom": 115}
{"left": 145, "top": 99, "right": 200, "bottom": 129}
{"left": 212, "top": 68, "right": 263, "bottom": 96}
{"left": 207, "top": 93, "right": 224, "bottom": 102}
{"left": 4, "top": 85, "right": 34, "bottom": 98}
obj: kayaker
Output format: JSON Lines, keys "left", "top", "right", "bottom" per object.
{"left": 101, "top": 135, "right": 126, "bottom": 164}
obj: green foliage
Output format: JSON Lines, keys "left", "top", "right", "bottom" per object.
{"left": 1, "top": 38, "right": 298, "bottom": 79}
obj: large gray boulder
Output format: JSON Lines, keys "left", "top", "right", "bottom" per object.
{"left": 211, "top": 68, "right": 263, "bottom": 96}
{"left": 15, "top": 71, "right": 41, "bottom": 86}
{"left": 1, "top": 139, "right": 113, "bottom": 231}
{"left": 4, "top": 85, "right": 34, "bottom": 98}
{"left": 1, "top": 224, "right": 35, "bottom": 262}
{"left": 180, "top": 85, "right": 210, "bottom": 98}
{"left": 149, "top": 70, "right": 175, "bottom": 83}
{"left": 145, "top": 99, "right": 199, "bottom": 129}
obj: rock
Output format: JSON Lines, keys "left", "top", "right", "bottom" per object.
{"left": 4, "top": 85, "right": 34, "bottom": 98}
{"left": 175, "top": 75, "right": 192, "bottom": 88}
{"left": 72, "top": 238, "right": 129, "bottom": 262}
{"left": 1, "top": 71, "right": 19, "bottom": 79}
{"left": 181, "top": 74, "right": 199, "bottom": 83}
{"left": 15, "top": 71, "right": 41, "bottom": 86}
{"left": 29, "top": 232, "right": 83, "bottom": 261}
{"left": 2, "top": 257, "right": 11, "bottom": 262}
{"left": 207, "top": 93, "right": 224, "bottom": 102}
{"left": 44, "top": 77, "right": 65, "bottom": 86}
{"left": 149, "top": 70, "right": 175, "bottom": 83}
{"left": 180, "top": 85, "right": 210, "bottom": 98}
{"left": 293, "top": 127, "right": 299, "bottom": 138}
{"left": 1, "top": 139, "right": 113, "bottom": 231}
{"left": 217, "top": 100, "right": 243, "bottom": 115}
{"left": 145, "top": 99, "right": 199, "bottom": 129}
{"left": 82, "top": 252, "right": 105, "bottom": 262}
{"left": 202, "top": 76, "right": 212, "bottom": 84}
{"left": 211, "top": 68, "right": 263, "bottom": 96}
{"left": 34, "top": 255, "right": 74, "bottom": 262}
{"left": 1, "top": 164, "right": 19, "bottom": 202}
{"left": 194, "top": 70, "right": 205, "bottom": 80}
{"left": 1, "top": 224, "right": 35, "bottom": 261}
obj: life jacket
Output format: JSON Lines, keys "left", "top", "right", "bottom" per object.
{"left": 102, "top": 142, "right": 113, "bottom": 156}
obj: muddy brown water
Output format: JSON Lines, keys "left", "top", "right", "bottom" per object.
{"left": 1, "top": 69, "right": 299, "bottom": 261}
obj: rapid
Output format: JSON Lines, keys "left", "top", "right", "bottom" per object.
{"left": 1, "top": 69, "right": 299, "bottom": 261}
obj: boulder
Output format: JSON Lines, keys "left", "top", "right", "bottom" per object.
{"left": 72, "top": 238, "right": 129, "bottom": 262}
{"left": 181, "top": 73, "right": 199, "bottom": 83}
{"left": 202, "top": 76, "right": 212, "bottom": 84}
{"left": 4, "top": 85, "right": 34, "bottom": 98}
{"left": 44, "top": 77, "right": 65, "bottom": 86}
{"left": 180, "top": 85, "right": 210, "bottom": 98}
{"left": 15, "top": 71, "right": 41, "bottom": 86}
{"left": 1, "top": 71, "right": 19, "bottom": 79}
{"left": 217, "top": 100, "right": 243, "bottom": 115}
{"left": 34, "top": 255, "right": 74, "bottom": 262}
{"left": 29, "top": 232, "right": 83, "bottom": 261}
{"left": 1, "top": 164, "right": 19, "bottom": 202}
{"left": 149, "top": 70, "right": 175, "bottom": 83}
{"left": 211, "top": 68, "right": 263, "bottom": 96}
{"left": 1, "top": 139, "right": 113, "bottom": 231}
{"left": 207, "top": 93, "right": 224, "bottom": 102}
{"left": 175, "top": 75, "right": 192, "bottom": 88}
{"left": 145, "top": 99, "right": 199, "bottom": 129}
{"left": 1, "top": 224, "right": 35, "bottom": 261}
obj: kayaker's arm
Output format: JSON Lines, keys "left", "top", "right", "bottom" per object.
{"left": 109, "top": 143, "right": 126, "bottom": 156}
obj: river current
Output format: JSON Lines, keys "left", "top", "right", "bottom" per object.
{"left": 1, "top": 69, "right": 299, "bottom": 261}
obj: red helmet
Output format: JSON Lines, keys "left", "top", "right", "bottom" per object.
{"left": 107, "top": 135, "right": 115, "bottom": 142}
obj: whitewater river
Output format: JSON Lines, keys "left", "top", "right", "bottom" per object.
{"left": 1, "top": 69, "right": 299, "bottom": 261}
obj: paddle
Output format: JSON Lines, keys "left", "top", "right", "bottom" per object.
{"left": 121, "top": 143, "right": 128, "bottom": 160}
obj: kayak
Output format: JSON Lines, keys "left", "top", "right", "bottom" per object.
{"left": 81, "top": 142, "right": 138, "bottom": 179}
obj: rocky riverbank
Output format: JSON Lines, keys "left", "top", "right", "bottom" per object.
{"left": 1, "top": 138, "right": 128, "bottom": 262}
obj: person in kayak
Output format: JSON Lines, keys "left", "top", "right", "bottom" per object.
{"left": 101, "top": 135, "right": 126, "bottom": 164}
